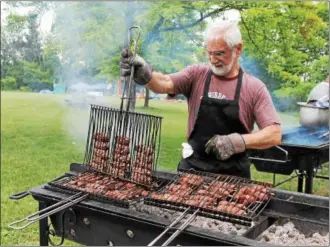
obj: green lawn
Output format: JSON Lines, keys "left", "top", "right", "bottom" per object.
{"left": 1, "top": 91, "right": 328, "bottom": 246}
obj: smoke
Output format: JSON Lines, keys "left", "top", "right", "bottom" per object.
{"left": 240, "top": 54, "right": 302, "bottom": 129}
{"left": 51, "top": 1, "right": 149, "bottom": 147}
{"left": 62, "top": 105, "right": 90, "bottom": 151}
{"left": 52, "top": 2, "right": 305, "bottom": 146}
{"left": 282, "top": 125, "right": 329, "bottom": 146}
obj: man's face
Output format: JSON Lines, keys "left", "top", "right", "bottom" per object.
{"left": 206, "top": 38, "right": 240, "bottom": 76}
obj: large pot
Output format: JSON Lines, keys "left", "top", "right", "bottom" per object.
{"left": 297, "top": 102, "right": 329, "bottom": 127}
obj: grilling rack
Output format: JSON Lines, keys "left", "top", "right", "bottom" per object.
{"left": 84, "top": 105, "right": 162, "bottom": 187}
{"left": 83, "top": 26, "right": 163, "bottom": 187}
{"left": 8, "top": 170, "right": 159, "bottom": 230}
{"left": 46, "top": 170, "right": 166, "bottom": 205}
{"left": 144, "top": 170, "right": 274, "bottom": 228}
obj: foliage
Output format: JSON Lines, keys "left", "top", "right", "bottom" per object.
{"left": 1, "top": 10, "right": 56, "bottom": 91}
{"left": 1, "top": 1, "right": 328, "bottom": 109}
{"left": 1, "top": 76, "right": 17, "bottom": 90}
{"left": 239, "top": 1, "right": 328, "bottom": 103}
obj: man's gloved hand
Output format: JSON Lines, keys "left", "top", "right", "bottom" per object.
{"left": 120, "top": 48, "right": 153, "bottom": 85}
{"left": 205, "top": 133, "right": 246, "bottom": 161}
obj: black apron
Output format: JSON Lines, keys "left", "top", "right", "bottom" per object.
{"left": 178, "top": 68, "right": 250, "bottom": 178}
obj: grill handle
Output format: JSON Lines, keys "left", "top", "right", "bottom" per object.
{"left": 120, "top": 26, "right": 141, "bottom": 112}
{"left": 9, "top": 191, "right": 30, "bottom": 200}
{"left": 8, "top": 192, "right": 88, "bottom": 230}
{"left": 249, "top": 145, "right": 289, "bottom": 163}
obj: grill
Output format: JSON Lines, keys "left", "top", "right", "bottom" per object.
{"left": 249, "top": 126, "right": 329, "bottom": 194}
{"left": 8, "top": 164, "right": 329, "bottom": 246}
{"left": 145, "top": 170, "right": 273, "bottom": 226}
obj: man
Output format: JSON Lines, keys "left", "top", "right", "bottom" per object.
{"left": 120, "top": 21, "right": 282, "bottom": 178}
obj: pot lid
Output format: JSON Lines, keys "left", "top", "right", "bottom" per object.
{"left": 307, "top": 82, "right": 329, "bottom": 102}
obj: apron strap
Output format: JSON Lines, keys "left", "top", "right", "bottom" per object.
{"left": 234, "top": 68, "right": 244, "bottom": 102}
{"left": 202, "top": 70, "right": 213, "bottom": 98}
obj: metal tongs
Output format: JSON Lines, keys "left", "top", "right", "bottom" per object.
{"left": 148, "top": 207, "right": 200, "bottom": 246}
{"left": 148, "top": 173, "right": 221, "bottom": 246}
{"left": 8, "top": 192, "right": 88, "bottom": 230}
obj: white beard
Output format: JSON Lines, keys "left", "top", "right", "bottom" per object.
{"left": 209, "top": 52, "right": 236, "bottom": 76}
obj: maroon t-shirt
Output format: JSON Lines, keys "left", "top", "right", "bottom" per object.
{"left": 169, "top": 64, "right": 281, "bottom": 138}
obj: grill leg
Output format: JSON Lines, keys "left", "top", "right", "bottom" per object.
{"left": 39, "top": 201, "right": 49, "bottom": 246}
{"left": 297, "top": 167, "right": 304, "bottom": 193}
{"left": 305, "top": 158, "right": 314, "bottom": 194}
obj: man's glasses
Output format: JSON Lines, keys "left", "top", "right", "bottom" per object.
{"left": 205, "top": 50, "right": 226, "bottom": 58}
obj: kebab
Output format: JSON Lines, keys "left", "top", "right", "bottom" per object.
{"left": 232, "top": 185, "right": 270, "bottom": 205}
{"left": 131, "top": 144, "right": 154, "bottom": 184}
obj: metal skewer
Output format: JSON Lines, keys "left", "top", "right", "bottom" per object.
{"left": 148, "top": 207, "right": 200, "bottom": 246}
{"left": 8, "top": 192, "right": 88, "bottom": 230}
{"left": 147, "top": 207, "right": 191, "bottom": 246}
{"left": 161, "top": 209, "right": 200, "bottom": 246}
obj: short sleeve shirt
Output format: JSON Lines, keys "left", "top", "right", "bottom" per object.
{"left": 169, "top": 64, "right": 281, "bottom": 138}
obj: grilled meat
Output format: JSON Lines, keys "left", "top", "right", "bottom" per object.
{"left": 94, "top": 141, "right": 109, "bottom": 150}
{"left": 93, "top": 132, "right": 109, "bottom": 142}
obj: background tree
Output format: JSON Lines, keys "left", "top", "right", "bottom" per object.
{"left": 1, "top": 1, "right": 328, "bottom": 111}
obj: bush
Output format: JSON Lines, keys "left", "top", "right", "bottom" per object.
{"left": 1, "top": 76, "right": 17, "bottom": 90}
{"left": 20, "top": 86, "right": 32, "bottom": 92}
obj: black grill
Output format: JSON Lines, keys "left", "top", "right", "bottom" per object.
{"left": 8, "top": 164, "right": 329, "bottom": 246}
{"left": 249, "top": 126, "right": 329, "bottom": 194}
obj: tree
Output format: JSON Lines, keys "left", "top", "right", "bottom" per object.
{"left": 4, "top": 1, "right": 326, "bottom": 110}
{"left": 1, "top": 10, "right": 57, "bottom": 91}
{"left": 239, "top": 1, "right": 328, "bottom": 102}
{"left": 24, "top": 13, "right": 42, "bottom": 64}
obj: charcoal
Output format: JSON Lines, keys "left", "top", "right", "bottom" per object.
{"left": 131, "top": 202, "right": 249, "bottom": 235}
{"left": 258, "top": 221, "right": 329, "bottom": 246}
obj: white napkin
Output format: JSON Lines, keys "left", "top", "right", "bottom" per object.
{"left": 182, "top": 142, "right": 194, "bottom": 159}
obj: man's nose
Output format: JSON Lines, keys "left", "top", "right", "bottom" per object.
{"left": 209, "top": 55, "right": 220, "bottom": 63}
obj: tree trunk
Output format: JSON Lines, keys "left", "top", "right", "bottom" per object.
{"left": 144, "top": 88, "right": 149, "bottom": 107}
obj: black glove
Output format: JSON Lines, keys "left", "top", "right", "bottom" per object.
{"left": 205, "top": 133, "right": 246, "bottom": 161}
{"left": 120, "top": 48, "right": 153, "bottom": 85}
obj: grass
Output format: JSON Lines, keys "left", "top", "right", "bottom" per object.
{"left": 1, "top": 91, "right": 329, "bottom": 246}
{"left": 1, "top": 92, "right": 83, "bottom": 246}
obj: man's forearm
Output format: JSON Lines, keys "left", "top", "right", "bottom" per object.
{"left": 146, "top": 71, "right": 175, "bottom": 94}
{"left": 242, "top": 124, "right": 282, "bottom": 149}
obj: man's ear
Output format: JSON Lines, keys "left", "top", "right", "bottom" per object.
{"left": 236, "top": 43, "right": 243, "bottom": 56}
